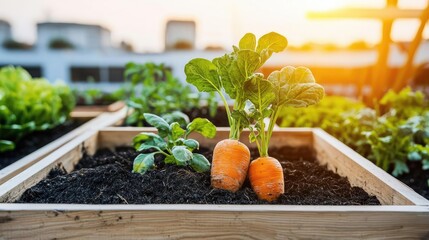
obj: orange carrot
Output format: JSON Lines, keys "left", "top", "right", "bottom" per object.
{"left": 211, "top": 139, "right": 251, "bottom": 192}
{"left": 248, "top": 156, "right": 284, "bottom": 202}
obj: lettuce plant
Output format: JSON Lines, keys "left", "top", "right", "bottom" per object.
{"left": 132, "top": 113, "right": 216, "bottom": 174}
{"left": 0, "top": 66, "right": 75, "bottom": 152}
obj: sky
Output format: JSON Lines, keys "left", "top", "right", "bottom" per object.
{"left": 0, "top": 0, "right": 428, "bottom": 52}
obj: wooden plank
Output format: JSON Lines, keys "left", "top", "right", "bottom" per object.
{"left": 313, "top": 128, "right": 429, "bottom": 206}
{"left": 71, "top": 101, "right": 125, "bottom": 117}
{"left": 393, "top": 3, "right": 429, "bottom": 91}
{"left": 98, "top": 127, "right": 314, "bottom": 150}
{"left": 0, "top": 131, "right": 99, "bottom": 203}
{"left": 0, "top": 206, "right": 428, "bottom": 239}
{"left": 307, "top": 7, "right": 422, "bottom": 20}
{"left": 0, "top": 108, "right": 127, "bottom": 186}
{"left": 0, "top": 128, "right": 429, "bottom": 238}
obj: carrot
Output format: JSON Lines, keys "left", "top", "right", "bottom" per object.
{"left": 248, "top": 157, "right": 284, "bottom": 202}
{"left": 211, "top": 139, "right": 250, "bottom": 192}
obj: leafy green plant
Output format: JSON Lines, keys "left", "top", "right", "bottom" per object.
{"left": 278, "top": 95, "right": 364, "bottom": 128}
{"left": 132, "top": 113, "right": 216, "bottom": 174}
{"left": 185, "top": 32, "right": 288, "bottom": 140}
{"left": 244, "top": 66, "right": 324, "bottom": 157}
{"left": 124, "top": 62, "right": 217, "bottom": 126}
{"left": 73, "top": 88, "right": 125, "bottom": 105}
{"left": 278, "top": 86, "right": 429, "bottom": 186}
{"left": 0, "top": 66, "right": 75, "bottom": 152}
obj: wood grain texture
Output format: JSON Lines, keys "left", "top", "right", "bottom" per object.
{"left": 1, "top": 128, "right": 429, "bottom": 239}
{"left": 71, "top": 101, "right": 125, "bottom": 117}
{"left": 313, "top": 128, "right": 429, "bottom": 206}
{"left": 0, "top": 205, "right": 428, "bottom": 239}
{"left": 0, "top": 109, "right": 127, "bottom": 186}
{"left": 0, "top": 131, "right": 99, "bottom": 203}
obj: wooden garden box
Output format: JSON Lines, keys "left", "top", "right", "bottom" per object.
{"left": 0, "top": 127, "right": 428, "bottom": 239}
{"left": 0, "top": 109, "right": 127, "bottom": 185}
{"left": 71, "top": 100, "right": 125, "bottom": 118}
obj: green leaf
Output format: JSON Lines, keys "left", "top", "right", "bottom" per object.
{"left": 184, "top": 139, "right": 199, "bottom": 150}
{"left": 143, "top": 113, "right": 170, "bottom": 138}
{"left": 267, "top": 66, "right": 324, "bottom": 108}
{"left": 162, "top": 111, "right": 190, "bottom": 128}
{"left": 422, "top": 159, "right": 429, "bottom": 171}
{"left": 233, "top": 50, "right": 261, "bottom": 80}
{"left": 190, "top": 153, "right": 211, "bottom": 172}
{"left": 133, "top": 153, "right": 156, "bottom": 174}
{"left": 256, "top": 32, "right": 288, "bottom": 53}
{"left": 164, "top": 155, "right": 176, "bottom": 164}
{"left": 212, "top": 54, "right": 237, "bottom": 98}
{"left": 132, "top": 132, "right": 165, "bottom": 150}
{"left": 170, "top": 122, "right": 186, "bottom": 141}
{"left": 392, "top": 161, "right": 409, "bottom": 177}
{"left": 244, "top": 74, "right": 275, "bottom": 110}
{"left": 408, "top": 151, "right": 422, "bottom": 161}
{"left": 186, "top": 118, "right": 216, "bottom": 138}
{"left": 184, "top": 58, "right": 222, "bottom": 92}
{"left": 239, "top": 33, "right": 256, "bottom": 50}
{"left": 172, "top": 146, "right": 193, "bottom": 166}
{"left": 0, "top": 140, "right": 15, "bottom": 152}
{"left": 256, "top": 32, "right": 288, "bottom": 64}
{"left": 137, "top": 144, "right": 161, "bottom": 152}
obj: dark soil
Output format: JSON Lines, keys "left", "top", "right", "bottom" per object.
{"left": 396, "top": 161, "right": 429, "bottom": 200}
{"left": 0, "top": 121, "right": 82, "bottom": 170}
{"left": 17, "top": 146, "right": 380, "bottom": 205}
{"left": 184, "top": 106, "right": 229, "bottom": 127}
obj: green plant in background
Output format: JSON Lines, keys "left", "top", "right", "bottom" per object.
{"left": 73, "top": 87, "right": 125, "bottom": 105}
{"left": 124, "top": 62, "right": 217, "bottom": 127}
{"left": 132, "top": 113, "right": 216, "bottom": 174}
{"left": 278, "top": 95, "right": 364, "bottom": 128}
{"left": 0, "top": 66, "right": 75, "bottom": 152}
{"left": 278, "top": 88, "right": 429, "bottom": 185}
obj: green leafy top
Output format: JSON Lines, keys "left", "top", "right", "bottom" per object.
{"left": 0, "top": 66, "right": 75, "bottom": 152}
{"left": 132, "top": 113, "right": 216, "bottom": 174}
{"left": 244, "top": 66, "right": 324, "bottom": 157}
{"left": 185, "top": 32, "right": 288, "bottom": 140}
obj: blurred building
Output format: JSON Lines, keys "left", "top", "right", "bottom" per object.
{"left": 0, "top": 20, "right": 428, "bottom": 96}
{"left": 0, "top": 20, "right": 12, "bottom": 46}
{"left": 36, "top": 22, "right": 112, "bottom": 51}
{"left": 165, "top": 20, "right": 196, "bottom": 51}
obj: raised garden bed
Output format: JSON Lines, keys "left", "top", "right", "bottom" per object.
{"left": 0, "top": 109, "right": 127, "bottom": 185}
{"left": 0, "top": 128, "right": 428, "bottom": 238}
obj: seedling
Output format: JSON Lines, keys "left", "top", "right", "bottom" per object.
{"left": 132, "top": 113, "right": 216, "bottom": 174}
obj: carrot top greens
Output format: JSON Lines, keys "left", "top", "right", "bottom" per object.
{"left": 185, "top": 32, "right": 288, "bottom": 140}
{"left": 185, "top": 32, "right": 324, "bottom": 156}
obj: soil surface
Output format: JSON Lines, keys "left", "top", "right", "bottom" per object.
{"left": 0, "top": 121, "right": 82, "bottom": 170}
{"left": 397, "top": 161, "right": 429, "bottom": 200}
{"left": 18, "top": 146, "right": 380, "bottom": 205}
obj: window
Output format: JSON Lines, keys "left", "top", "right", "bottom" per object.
{"left": 0, "top": 65, "right": 42, "bottom": 78}
{"left": 108, "top": 67, "right": 125, "bottom": 82}
{"left": 70, "top": 67, "right": 100, "bottom": 82}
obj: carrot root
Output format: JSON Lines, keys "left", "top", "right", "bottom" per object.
{"left": 249, "top": 156, "right": 284, "bottom": 202}
{"left": 211, "top": 139, "right": 250, "bottom": 192}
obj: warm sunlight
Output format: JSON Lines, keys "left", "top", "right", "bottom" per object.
{"left": 302, "top": 0, "right": 355, "bottom": 12}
